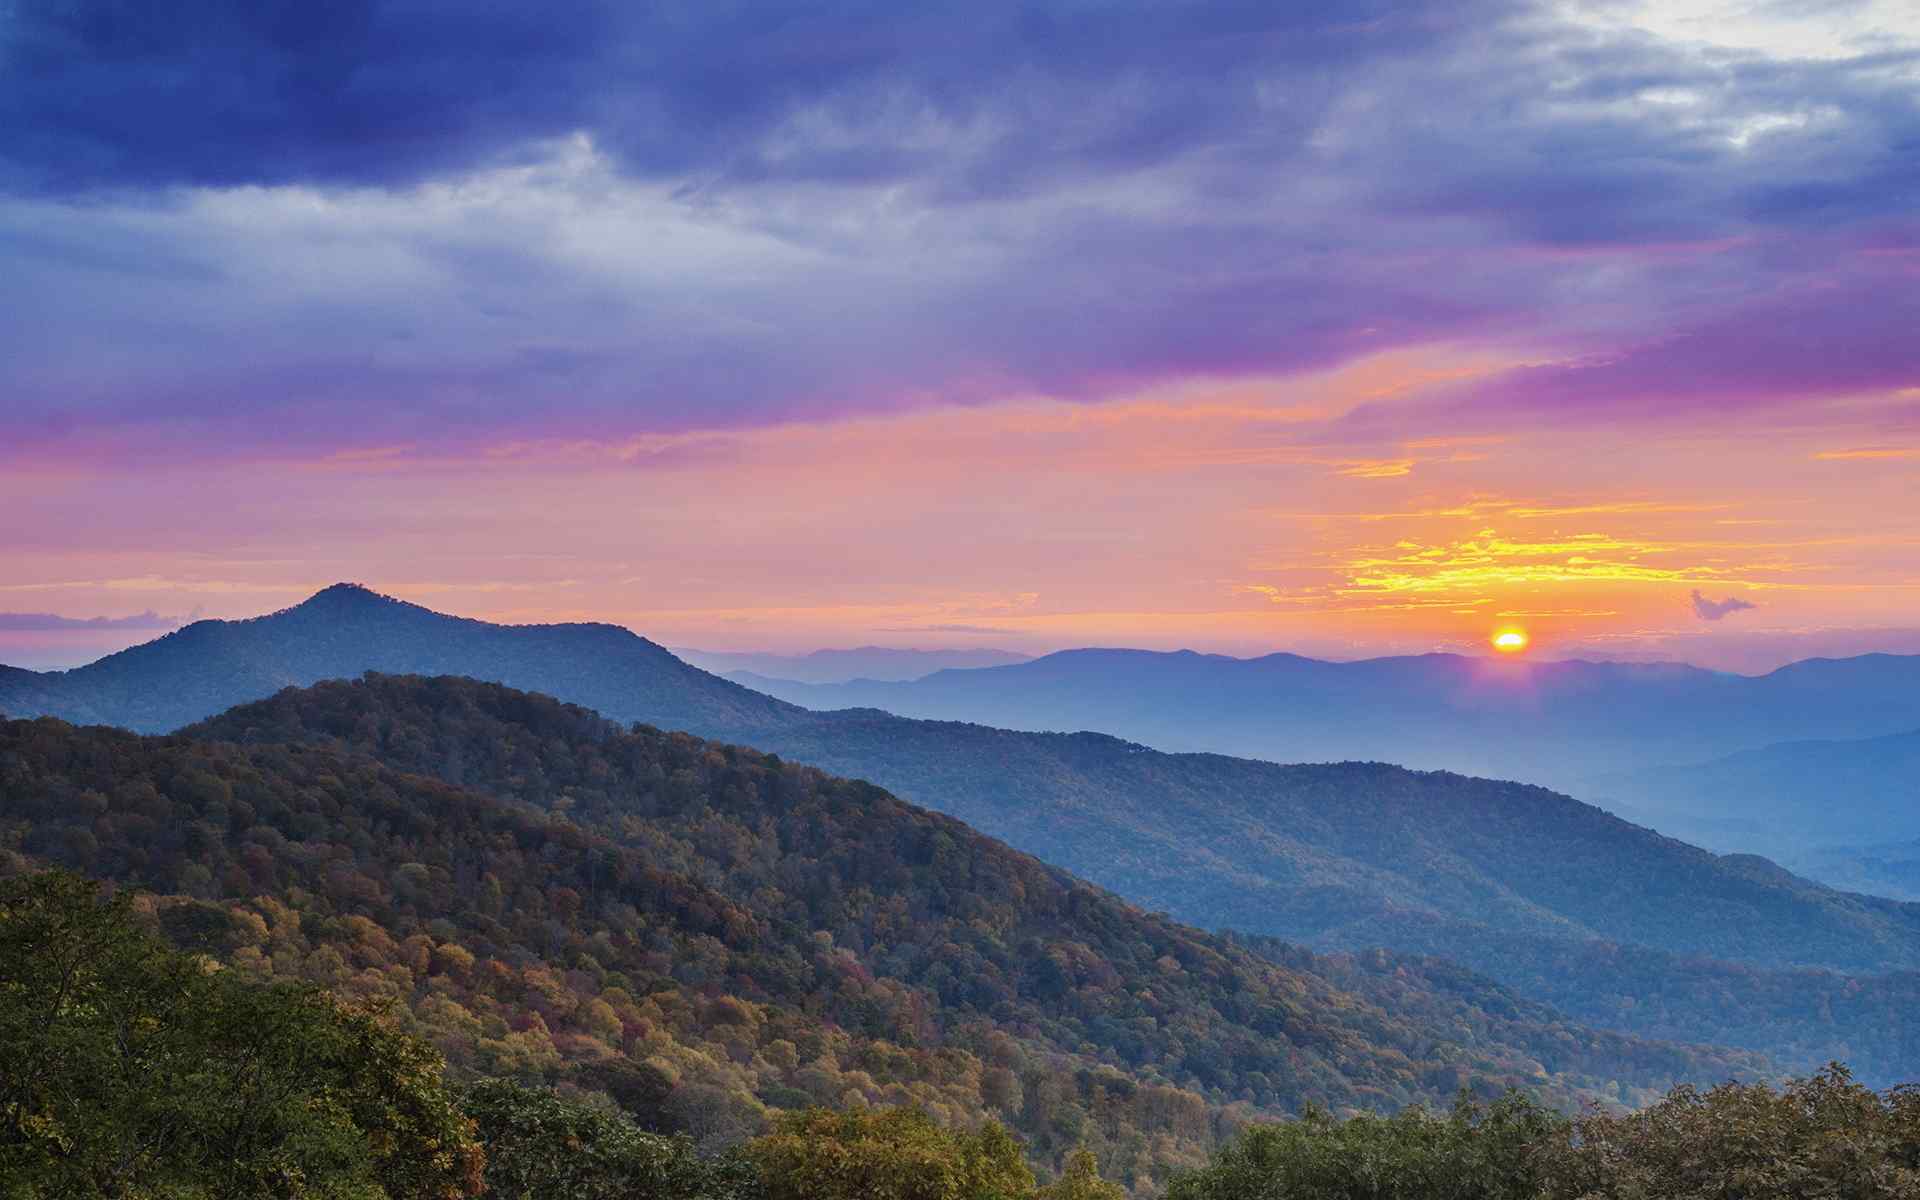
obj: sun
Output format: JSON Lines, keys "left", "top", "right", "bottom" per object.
{"left": 1491, "top": 628, "right": 1530, "bottom": 654}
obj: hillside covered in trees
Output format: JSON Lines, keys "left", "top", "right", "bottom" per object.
{"left": 184, "top": 672, "right": 1920, "bottom": 1086}
{"left": 8, "top": 590, "right": 1919, "bottom": 964}
{"left": 0, "top": 677, "right": 1766, "bottom": 1190}
{"left": 12, "top": 871, "right": 1908, "bottom": 1200}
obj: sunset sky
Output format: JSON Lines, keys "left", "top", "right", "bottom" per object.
{"left": 4, "top": 0, "right": 1917, "bottom": 672}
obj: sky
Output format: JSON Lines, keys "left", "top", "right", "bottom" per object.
{"left": 2, "top": 0, "right": 1917, "bottom": 673}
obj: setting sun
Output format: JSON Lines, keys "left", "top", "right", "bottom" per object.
{"left": 1492, "top": 629, "right": 1530, "bottom": 653}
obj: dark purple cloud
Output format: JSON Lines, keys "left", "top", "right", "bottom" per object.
{"left": 1, "top": 0, "right": 1915, "bottom": 460}
{"left": 1423, "top": 258, "right": 1920, "bottom": 426}
{"left": 0, "top": 0, "right": 1496, "bottom": 194}
{"left": 1692, "top": 591, "right": 1758, "bottom": 622}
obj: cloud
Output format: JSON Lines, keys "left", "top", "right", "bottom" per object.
{"left": 1813, "top": 446, "right": 1920, "bottom": 460}
{"left": 1, "top": 0, "right": 1916, "bottom": 463}
{"left": 1691, "top": 589, "right": 1758, "bottom": 621}
{"left": 0, "top": 0, "right": 1503, "bottom": 194}
{"left": 0, "top": 610, "right": 184, "bottom": 631}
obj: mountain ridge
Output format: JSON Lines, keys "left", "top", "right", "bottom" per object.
{"left": 0, "top": 583, "right": 799, "bottom": 735}
{"left": 678, "top": 644, "right": 1032, "bottom": 684}
{"left": 0, "top": 676, "right": 1772, "bottom": 1188}
{"left": 729, "top": 643, "right": 1920, "bottom": 794}
{"left": 1588, "top": 725, "right": 1920, "bottom": 880}
{"left": 9, "top": 585, "right": 1920, "bottom": 1081}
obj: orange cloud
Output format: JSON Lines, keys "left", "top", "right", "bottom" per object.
{"left": 1813, "top": 447, "right": 1920, "bottom": 461}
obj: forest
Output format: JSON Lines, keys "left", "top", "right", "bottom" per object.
{"left": 1, "top": 675, "right": 1774, "bottom": 1190}
{"left": 8, "top": 870, "right": 1918, "bottom": 1199}
{"left": 7, "top": 673, "right": 1920, "bottom": 1196}
{"left": 2, "top": 675, "right": 1916, "bottom": 1195}
{"left": 192, "top": 671, "right": 1920, "bottom": 1081}
{"left": 12, "top": 587, "right": 1919, "bottom": 1090}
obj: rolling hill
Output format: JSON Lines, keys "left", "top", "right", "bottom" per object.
{"left": 0, "top": 678, "right": 1766, "bottom": 1188}
{"left": 181, "top": 675, "right": 1920, "bottom": 1087}
{"left": 9, "top": 585, "right": 1920, "bottom": 1080}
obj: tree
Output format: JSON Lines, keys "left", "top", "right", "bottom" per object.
{"left": 0, "top": 870, "right": 483, "bottom": 1199}
{"left": 1038, "top": 1149, "right": 1126, "bottom": 1200}
{"left": 463, "top": 1079, "right": 753, "bottom": 1200}
{"left": 1165, "top": 1093, "right": 1565, "bottom": 1200}
{"left": 750, "top": 1106, "right": 1036, "bottom": 1200}
{"left": 1538, "top": 1065, "right": 1920, "bottom": 1200}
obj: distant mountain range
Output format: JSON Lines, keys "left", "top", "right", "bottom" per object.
{"left": 673, "top": 645, "right": 1030, "bottom": 684}
{"left": 733, "top": 647, "right": 1920, "bottom": 795}
{"left": 1790, "top": 837, "right": 1920, "bottom": 903}
{"left": 1589, "top": 727, "right": 1920, "bottom": 886}
{"left": 7, "top": 584, "right": 1920, "bottom": 1080}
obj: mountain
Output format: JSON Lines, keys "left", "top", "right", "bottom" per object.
{"left": 1587, "top": 728, "right": 1920, "bottom": 872}
{"left": 0, "top": 679, "right": 1765, "bottom": 1190}
{"left": 174, "top": 675, "right": 1920, "bottom": 1087}
{"left": 733, "top": 648, "right": 1920, "bottom": 794}
{"left": 11, "top": 585, "right": 1920, "bottom": 1080}
{"left": 1790, "top": 839, "right": 1920, "bottom": 903}
{"left": 672, "top": 645, "right": 1031, "bottom": 684}
{"left": 0, "top": 583, "right": 796, "bottom": 736}
{"left": 7, "top": 587, "right": 1911, "bottom": 966}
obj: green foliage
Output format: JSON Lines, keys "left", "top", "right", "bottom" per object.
{"left": 463, "top": 1079, "right": 752, "bottom": 1200}
{"left": 1540, "top": 1065, "right": 1920, "bottom": 1199}
{"left": 0, "top": 675, "right": 1765, "bottom": 1188}
{"left": 13, "top": 676, "right": 1920, "bottom": 1199}
{"left": 1242, "top": 922, "right": 1920, "bottom": 1090}
{"left": 1164, "top": 1094, "right": 1564, "bottom": 1200}
{"left": 750, "top": 1107, "right": 1035, "bottom": 1200}
{"left": 1165, "top": 1069, "right": 1920, "bottom": 1200}
{"left": 0, "top": 870, "right": 483, "bottom": 1200}
{"left": 190, "top": 674, "right": 1757, "bottom": 1091}
{"left": 1040, "top": 1149, "right": 1128, "bottom": 1200}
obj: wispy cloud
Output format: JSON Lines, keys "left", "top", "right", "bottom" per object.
{"left": 1813, "top": 447, "right": 1920, "bottom": 461}
{"left": 0, "top": 610, "right": 185, "bottom": 632}
{"left": 0, "top": 577, "right": 305, "bottom": 596}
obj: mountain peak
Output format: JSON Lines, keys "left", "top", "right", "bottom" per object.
{"left": 288, "top": 583, "right": 406, "bottom": 614}
{"left": 305, "top": 581, "right": 383, "bottom": 603}
{"left": 247, "top": 583, "right": 431, "bottom": 629}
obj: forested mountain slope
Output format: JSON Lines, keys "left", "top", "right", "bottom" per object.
{"left": 188, "top": 675, "right": 1920, "bottom": 1085}
{"left": 8, "top": 586, "right": 1913, "bottom": 976}
{"left": 0, "top": 687, "right": 1759, "bottom": 1189}
{"left": 12, "top": 587, "right": 1920, "bottom": 1082}
{"left": 739, "top": 714, "right": 1920, "bottom": 978}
